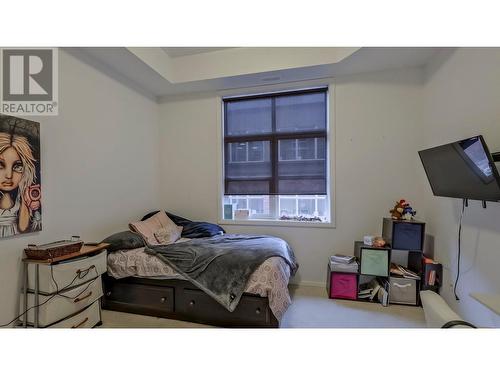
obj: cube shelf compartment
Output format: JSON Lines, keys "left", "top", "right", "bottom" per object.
{"left": 388, "top": 276, "right": 419, "bottom": 305}
{"left": 421, "top": 261, "right": 443, "bottom": 293}
{"left": 354, "top": 242, "right": 391, "bottom": 277}
{"left": 382, "top": 217, "right": 425, "bottom": 252}
{"left": 326, "top": 266, "right": 358, "bottom": 300}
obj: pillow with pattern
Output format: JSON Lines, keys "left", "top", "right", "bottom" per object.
{"left": 130, "top": 211, "right": 183, "bottom": 246}
{"left": 154, "top": 226, "right": 182, "bottom": 245}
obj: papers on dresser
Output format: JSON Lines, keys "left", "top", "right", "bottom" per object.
{"left": 330, "top": 259, "right": 359, "bottom": 273}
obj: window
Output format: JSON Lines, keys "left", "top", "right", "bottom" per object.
{"left": 222, "top": 87, "right": 330, "bottom": 223}
{"left": 222, "top": 195, "right": 328, "bottom": 221}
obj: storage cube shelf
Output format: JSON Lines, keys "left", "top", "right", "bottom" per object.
{"left": 327, "top": 217, "right": 437, "bottom": 307}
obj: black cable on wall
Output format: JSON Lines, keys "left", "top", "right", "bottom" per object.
{"left": 454, "top": 198, "right": 467, "bottom": 301}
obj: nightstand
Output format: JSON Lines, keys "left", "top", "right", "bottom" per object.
{"left": 17, "top": 243, "right": 108, "bottom": 328}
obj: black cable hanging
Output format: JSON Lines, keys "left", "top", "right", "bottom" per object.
{"left": 454, "top": 198, "right": 467, "bottom": 301}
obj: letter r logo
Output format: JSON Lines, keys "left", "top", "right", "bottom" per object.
{"left": 2, "top": 49, "right": 53, "bottom": 101}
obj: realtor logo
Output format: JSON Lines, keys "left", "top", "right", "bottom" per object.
{"left": 1, "top": 48, "right": 58, "bottom": 115}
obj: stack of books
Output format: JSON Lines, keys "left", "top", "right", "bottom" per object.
{"left": 358, "top": 278, "right": 389, "bottom": 306}
{"left": 377, "top": 280, "right": 389, "bottom": 307}
{"left": 358, "top": 279, "right": 380, "bottom": 300}
{"left": 329, "top": 254, "right": 359, "bottom": 273}
{"left": 427, "top": 270, "right": 437, "bottom": 286}
{"left": 423, "top": 257, "right": 441, "bottom": 287}
{"left": 390, "top": 263, "right": 420, "bottom": 279}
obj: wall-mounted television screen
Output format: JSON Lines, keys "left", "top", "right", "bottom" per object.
{"left": 419, "top": 135, "right": 500, "bottom": 202}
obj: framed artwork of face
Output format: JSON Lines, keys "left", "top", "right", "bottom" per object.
{"left": 0, "top": 115, "right": 41, "bottom": 238}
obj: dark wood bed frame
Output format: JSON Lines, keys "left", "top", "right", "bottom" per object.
{"left": 101, "top": 274, "right": 279, "bottom": 328}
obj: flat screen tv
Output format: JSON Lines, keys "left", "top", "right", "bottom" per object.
{"left": 419, "top": 135, "right": 500, "bottom": 202}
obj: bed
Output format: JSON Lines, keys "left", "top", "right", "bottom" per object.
{"left": 102, "top": 247, "right": 293, "bottom": 327}
{"left": 100, "top": 212, "right": 297, "bottom": 327}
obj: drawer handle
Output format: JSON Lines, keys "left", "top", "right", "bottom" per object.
{"left": 74, "top": 291, "right": 93, "bottom": 303}
{"left": 255, "top": 308, "right": 261, "bottom": 315}
{"left": 189, "top": 300, "right": 195, "bottom": 307}
{"left": 72, "top": 317, "right": 88, "bottom": 328}
{"left": 76, "top": 265, "right": 96, "bottom": 278}
{"left": 160, "top": 297, "right": 167, "bottom": 303}
{"left": 393, "top": 282, "right": 412, "bottom": 288}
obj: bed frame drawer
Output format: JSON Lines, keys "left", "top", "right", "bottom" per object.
{"left": 105, "top": 282, "right": 174, "bottom": 316}
{"left": 102, "top": 276, "right": 279, "bottom": 327}
{"left": 177, "top": 288, "right": 270, "bottom": 326}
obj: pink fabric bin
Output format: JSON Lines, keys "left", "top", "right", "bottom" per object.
{"left": 330, "top": 272, "right": 358, "bottom": 300}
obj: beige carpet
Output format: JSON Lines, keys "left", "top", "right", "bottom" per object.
{"left": 100, "top": 284, "right": 426, "bottom": 328}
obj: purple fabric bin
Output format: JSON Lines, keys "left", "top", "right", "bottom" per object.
{"left": 330, "top": 272, "right": 357, "bottom": 300}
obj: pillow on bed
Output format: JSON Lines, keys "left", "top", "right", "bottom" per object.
{"left": 141, "top": 210, "right": 225, "bottom": 239}
{"left": 101, "top": 231, "right": 145, "bottom": 252}
{"left": 181, "top": 222, "right": 225, "bottom": 238}
{"left": 130, "top": 211, "right": 183, "bottom": 246}
{"left": 141, "top": 211, "right": 191, "bottom": 226}
{"left": 154, "top": 226, "right": 182, "bottom": 245}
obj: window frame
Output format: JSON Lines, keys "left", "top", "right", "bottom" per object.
{"left": 217, "top": 83, "right": 336, "bottom": 228}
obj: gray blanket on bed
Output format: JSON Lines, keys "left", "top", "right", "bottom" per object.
{"left": 145, "top": 234, "right": 298, "bottom": 312}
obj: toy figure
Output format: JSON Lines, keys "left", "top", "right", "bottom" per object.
{"left": 390, "top": 199, "right": 406, "bottom": 220}
{"left": 390, "top": 199, "right": 416, "bottom": 221}
{"left": 372, "top": 237, "right": 386, "bottom": 247}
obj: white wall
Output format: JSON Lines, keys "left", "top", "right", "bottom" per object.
{"left": 0, "top": 50, "right": 160, "bottom": 326}
{"left": 422, "top": 48, "right": 500, "bottom": 327}
{"left": 158, "top": 67, "right": 425, "bottom": 286}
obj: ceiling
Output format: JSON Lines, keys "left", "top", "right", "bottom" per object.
{"left": 66, "top": 47, "right": 443, "bottom": 101}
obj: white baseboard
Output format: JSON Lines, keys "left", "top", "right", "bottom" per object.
{"left": 290, "top": 280, "right": 325, "bottom": 288}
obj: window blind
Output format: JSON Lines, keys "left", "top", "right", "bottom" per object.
{"left": 223, "top": 87, "right": 327, "bottom": 195}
